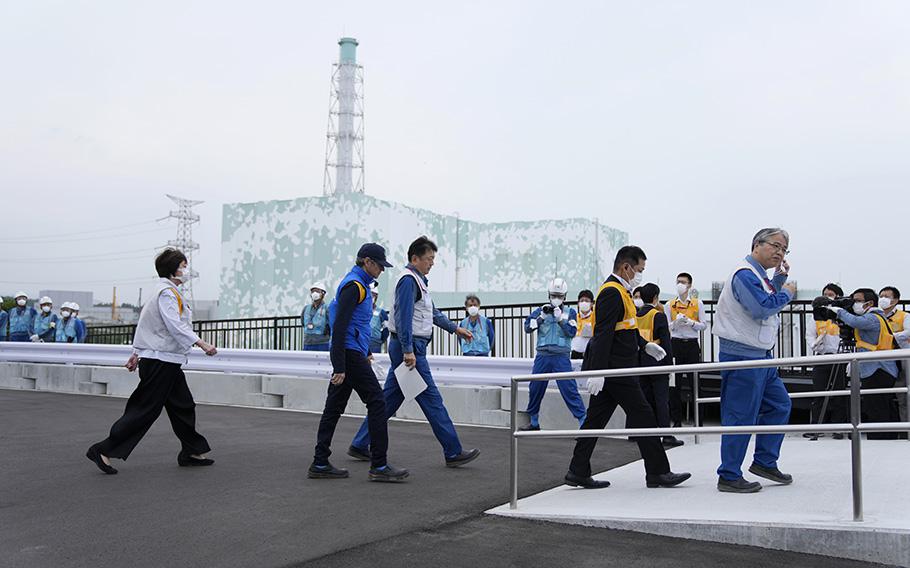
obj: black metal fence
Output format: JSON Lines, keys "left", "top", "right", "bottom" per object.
{"left": 87, "top": 299, "right": 909, "bottom": 362}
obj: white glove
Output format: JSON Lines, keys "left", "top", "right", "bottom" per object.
{"left": 30, "top": 334, "right": 40, "bottom": 342}
{"left": 828, "top": 306, "right": 843, "bottom": 315}
{"left": 553, "top": 307, "right": 563, "bottom": 321}
{"left": 581, "top": 323, "right": 593, "bottom": 338}
{"left": 529, "top": 319, "right": 539, "bottom": 330}
{"left": 811, "top": 335, "right": 825, "bottom": 354}
{"left": 644, "top": 342, "right": 667, "bottom": 361}
{"left": 586, "top": 377, "right": 604, "bottom": 396}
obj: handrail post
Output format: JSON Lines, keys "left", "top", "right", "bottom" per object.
{"left": 510, "top": 377, "right": 519, "bottom": 510}
{"left": 693, "top": 371, "right": 701, "bottom": 445}
{"left": 850, "top": 359, "right": 863, "bottom": 522}
{"left": 904, "top": 359, "right": 910, "bottom": 441}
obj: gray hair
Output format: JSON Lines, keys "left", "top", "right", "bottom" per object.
{"left": 751, "top": 228, "right": 789, "bottom": 250}
{"left": 464, "top": 293, "right": 481, "bottom": 305}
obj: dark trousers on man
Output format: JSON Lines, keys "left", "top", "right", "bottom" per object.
{"left": 314, "top": 349, "right": 389, "bottom": 468}
{"left": 862, "top": 369, "right": 897, "bottom": 440}
{"left": 670, "top": 338, "right": 700, "bottom": 425}
{"left": 570, "top": 375, "right": 670, "bottom": 478}
{"left": 97, "top": 358, "right": 211, "bottom": 459}
{"left": 810, "top": 363, "right": 847, "bottom": 425}
{"left": 638, "top": 373, "right": 671, "bottom": 428}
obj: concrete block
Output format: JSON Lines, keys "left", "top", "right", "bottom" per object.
{"left": 19, "top": 364, "right": 52, "bottom": 381}
{"left": 184, "top": 372, "right": 261, "bottom": 405}
{"left": 35, "top": 364, "right": 88, "bottom": 393}
{"left": 244, "top": 393, "right": 284, "bottom": 408}
{"left": 479, "top": 409, "right": 512, "bottom": 427}
{"left": 0, "top": 376, "right": 37, "bottom": 390}
{"left": 263, "top": 375, "right": 331, "bottom": 412}
{"left": 78, "top": 382, "right": 107, "bottom": 395}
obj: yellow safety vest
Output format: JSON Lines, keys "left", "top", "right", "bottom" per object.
{"left": 597, "top": 281, "right": 637, "bottom": 331}
{"left": 815, "top": 319, "right": 839, "bottom": 337}
{"left": 887, "top": 310, "right": 906, "bottom": 333}
{"left": 669, "top": 297, "right": 700, "bottom": 322}
{"left": 854, "top": 313, "right": 895, "bottom": 352}
{"left": 576, "top": 309, "right": 595, "bottom": 337}
{"left": 637, "top": 307, "right": 661, "bottom": 344}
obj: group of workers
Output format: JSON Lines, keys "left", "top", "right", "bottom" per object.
{"left": 0, "top": 292, "right": 86, "bottom": 343}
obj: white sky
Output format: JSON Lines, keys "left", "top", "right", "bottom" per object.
{"left": 1, "top": 1, "right": 908, "bottom": 306}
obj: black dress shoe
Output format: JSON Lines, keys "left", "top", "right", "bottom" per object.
{"left": 445, "top": 448, "right": 480, "bottom": 468}
{"left": 748, "top": 463, "right": 792, "bottom": 485}
{"left": 178, "top": 451, "right": 214, "bottom": 467}
{"left": 717, "top": 476, "right": 762, "bottom": 493}
{"left": 832, "top": 432, "right": 845, "bottom": 440}
{"left": 347, "top": 445, "right": 371, "bottom": 461}
{"left": 307, "top": 462, "right": 349, "bottom": 479}
{"left": 518, "top": 424, "right": 540, "bottom": 432}
{"left": 564, "top": 471, "right": 611, "bottom": 489}
{"left": 368, "top": 464, "right": 409, "bottom": 482}
{"left": 646, "top": 471, "right": 691, "bottom": 488}
{"left": 662, "top": 436, "right": 685, "bottom": 448}
{"left": 86, "top": 444, "right": 117, "bottom": 475}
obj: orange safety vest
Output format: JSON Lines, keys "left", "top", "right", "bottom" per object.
{"left": 597, "top": 281, "right": 637, "bottom": 331}
{"left": 637, "top": 306, "right": 661, "bottom": 343}
{"left": 815, "top": 319, "right": 839, "bottom": 337}
{"left": 669, "top": 297, "right": 700, "bottom": 322}
{"left": 887, "top": 310, "right": 906, "bottom": 333}
{"left": 576, "top": 308, "right": 595, "bottom": 337}
{"left": 854, "top": 313, "right": 896, "bottom": 352}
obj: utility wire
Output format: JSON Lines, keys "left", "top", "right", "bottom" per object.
{"left": 0, "top": 248, "right": 156, "bottom": 263}
{"left": 0, "top": 226, "right": 170, "bottom": 244}
{"left": 0, "top": 219, "right": 166, "bottom": 243}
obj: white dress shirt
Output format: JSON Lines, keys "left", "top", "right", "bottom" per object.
{"left": 665, "top": 295, "right": 707, "bottom": 340}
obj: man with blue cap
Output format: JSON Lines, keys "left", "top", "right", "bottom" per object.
{"left": 309, "top": 243, "right": 409, "bottom": 482}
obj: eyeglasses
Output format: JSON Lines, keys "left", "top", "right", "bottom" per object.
{"left": 762, "top": 241, "right": 790, "bottom": 255}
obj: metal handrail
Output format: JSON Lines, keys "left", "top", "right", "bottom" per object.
{"left": 508, "top": 350, "right": 910, "bottom": 523}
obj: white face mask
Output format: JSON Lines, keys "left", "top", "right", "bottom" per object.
{"left": 550, "top": 297, "right": 563, "bottom": 307}
{"left": 467, "top": 305, "right": 480, "bottom": 317}
{"left": 853, "top": 302, "right": 867, "bottom": 315}
{"left": 633, "top": 298, "right": 645, "bottom": 308}
{"left": 879, "top": 297, "right": 893, "bottom": 310}
{"left": 41, "top": 305, "right": 51, "bottom": 314}
{"left": 311, "top": 291, "right": 323, "bottom": 302}
{"left": 677, "top": 283, "right": 689, "bottom": 296}
{"left": 629, "top": 270, "right": 644, "bottom": 289}
{"left": 174, "top": 265, "right": 192, "bottom": 283}
{"left": 17, "top": 298, "right": 26, "bottom": 307}
{"left": 61, "top": 310, "right": 72, "bottom": 318}
{"left": 577, "top": 301, "right": 592, "bottom": 313}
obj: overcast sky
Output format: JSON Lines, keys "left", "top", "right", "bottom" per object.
{"left": 1, "top": 1, "right": 908, "bottom": 306}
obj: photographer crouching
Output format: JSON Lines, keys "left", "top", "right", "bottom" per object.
{"left": 827, "top": 288, "right": 901, "bottom": 440}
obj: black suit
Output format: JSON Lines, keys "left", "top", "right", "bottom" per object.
{"left": 630, "top": 305, "right": 674, "bottom": 429}
{"left": 569, "top": 276, "right": 671, "bottom": 477}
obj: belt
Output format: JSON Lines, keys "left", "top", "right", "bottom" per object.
{"left": 672, "top": 338, "right": 700, "bottom": 343}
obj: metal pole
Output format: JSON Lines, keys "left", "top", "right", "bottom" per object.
{"left": 850, "top": 359, "right": 863, "bottom": 522}
{"left": 510, "top": 378, "right": 519, "bottom": 510}
{"left": 904, "top": 360, "right": 910, "bottom": 441}
{"left": 692, "top": 372, "right": 701, "bottom": 444}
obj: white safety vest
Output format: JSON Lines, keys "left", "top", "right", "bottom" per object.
{"left": 712, "top": 263, "right": 781, "bottom": 350}
{"left": 388, "top": 268, "right": 434, "bottom": 339}
{"left": 133, "top": 279, "right": 196, "bottom": 362}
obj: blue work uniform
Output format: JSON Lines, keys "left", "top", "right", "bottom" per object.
{"left": 74, "top": 317, "right": 87, "bottom": 343}
{"left": 8, "top": 306, "right": 37, "bottom": 342}
{"left": 369, "top": 307, "right": 389, "bottom": 354}
{"left": 525, "top": 305, "right": 586, "bottom": 427}
{"left": 302, "top": 302, "right": 331, "bottom": 351}
{"left": 458, "top": 315, "right": 494, "bottom": 356}
{"left": 351, "top": 264, "right": 465, "bottom": 460}
{"left": 33, "top": 312, "right": 60, "bottom": 342}
{"left": 0, "top": 311, "right": 8, "bottom": 341}
{"left": 56, "top": 316, "right": 79, "bottom": 343}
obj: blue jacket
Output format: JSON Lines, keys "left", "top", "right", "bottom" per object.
{"left": 8, "top": 306, "right": 37, "bottom": 336}
{"left": 719, "top": 255, "right": 792, "bottom": 358}
{"left": 328, "top": 265, "right": 375, "bottom": 357}
{"left": 56, "top": 316, "right": 78, "bottom": 343}
{"left": 393, "top": 265, "right": 456, "bottom": 354}
{"left": 34, "top": 312, "right": 60, "bottom": 342}
{"left": 837, "top": 309, "right": 899, "bottom": 379}
{"left": 459, "top": 315, "right": 494, "bottom": 355}
{"left": 75, "top": 318, "right": 87, "bottom": 343}
{"left": 369, "top": 308, "right": 389, "bottom": 347}
{"left": 0, "top": 311, "right": 8, "bottom": 340}
{"left": 525, "top": 306, "right": 576, "bottom": 355}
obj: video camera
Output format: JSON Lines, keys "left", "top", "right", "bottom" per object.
{"left": 812, "top": 296, "right": 856, "bottom": 346}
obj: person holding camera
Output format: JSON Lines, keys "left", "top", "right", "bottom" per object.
{"left": 520, "top": 278, "right": 587, "bottom": 430}
{"left": 805, "top": 283, "right": 848, "bottom": 440}
{"left": 712, "top": 228, "right": 796, "bottom": 493}
{"left": 827, "top": 288, "right": 900, "bottom": 440}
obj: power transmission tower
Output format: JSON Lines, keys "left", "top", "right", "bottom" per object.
{"left": 160, "top": 194, "right": 203, "bottom": 305}
{"left": 323, "top": 37, "right": 365, "bottom": 196}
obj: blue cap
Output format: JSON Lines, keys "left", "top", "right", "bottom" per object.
{"left": 357, "top": 243, "right": 393, "bottom": 268}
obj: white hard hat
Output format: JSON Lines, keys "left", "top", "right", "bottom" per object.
{"left": 60, "top": 302, "right": 71, "bottom": 310}
{"left": 547, "top": 278, "right": 568, "bottom": 296}
{"left": 14, "top": 291, "right": 27, "bottom": 299}
{"left": 310, "top": 282, "right": 327, "bottom": 293}
{"left": 39, "top": 296, "right": 53, "bottom": 305}
{"left": 72, "top": 303, "right": 81, "bottom": 311}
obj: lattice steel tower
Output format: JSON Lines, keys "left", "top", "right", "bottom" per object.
{"left": 323, "top": 37, "right": 365, "bottom": 195}
{"left": 163, "top": 194, "right": 202, "bottom": 304}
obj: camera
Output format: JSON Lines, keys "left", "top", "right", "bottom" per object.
{"left": 812, "top": 296, "right": 855, "bottom": 346}
{"left": 542, "top": 304, "right": 555, "bottom": 315}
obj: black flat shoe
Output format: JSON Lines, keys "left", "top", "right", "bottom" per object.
{"left": 662, "top": 436, "right": 685, "bottom": 448}
{"left": 86, "top": 444, "right": 117, "bottom": 475}
{"left": 646, "top": 471, "right": 691, "bottom": 488}
{"left": 347, "top": 445, "right": 371, "bottom": 461}
{"left": 445, "top": 448, "right": 480, "bottom": 468}
{"left": 308, "top": 462, "right": 349, "bottom": 479}
{"left": 178, "top": 451, "right": 214, "bottom": 467}
{"left": 518, "top": 424, "right": 540, "bottom": 432}
{"left": 748, "top": 463, "right": 792, "bottom": 485}
{"left": 564, "top": 471, "right": 610, "bottom": 489}
{"left": 368, "top": 464, "right": 409, "bottom": 482}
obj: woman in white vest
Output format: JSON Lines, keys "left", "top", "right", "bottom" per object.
{"left": 86, "top": 249, "right": 218, "bottom": 475}
{"left": 712, "top": 228, "right": 796, "bottom": 494}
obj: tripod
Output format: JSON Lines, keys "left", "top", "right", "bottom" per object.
{"left": 806, "top": 341, "right": 853, "bottom": 441}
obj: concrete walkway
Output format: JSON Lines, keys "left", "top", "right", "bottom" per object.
{"left": 0, "top": 390, "right": 891, "bottom": 568}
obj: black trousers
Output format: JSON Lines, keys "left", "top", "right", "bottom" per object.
{"left": 571, "top": 351, "right": 585, "bottom": 360}
{"left": 633, "top": 373, "right": 671, "bottom": 429}
{"left": 862, "top": 369, "right": 897, "bottom": 440}
{"left": 97, "top": 358, "right": 210, "bottom": 459}
{"left": 810, "top": 363, "right": 847, "bottom": 425}
{"left": 314, "top": 349, "right": 388, "bottom": 468}
{"left": 670, "top": 338, "right": 700, "bottom": 424}
{"left": 570, "top": 375, "right": 670, "bottom": 477}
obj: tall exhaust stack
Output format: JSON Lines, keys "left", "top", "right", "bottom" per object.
{"left": 323, "top": 37, "right": 365, "bottom": 195}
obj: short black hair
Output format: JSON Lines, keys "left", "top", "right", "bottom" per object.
{"left": 852, "top": 288, "right": 878, "bottom": 304}
{"left": 155, "top": 248, "right": 187, "bottom": 278}
{"left": 677, "top": 272, "right": 693, "bottom": 285}
{"left": 823, "top": 283, "right": 844, "bottom": 297}
{"left": 640, "top": 283, "right": 660, "bottom": 304}
{"left": 632, "top": 286, "right": 643, "bottom": 297}
{"left": 613, "top": 245, "right": 647, "bottom": 271}
{"left": 464, "top": 294, "right": 481, "bottom": 306}
{"left": 408, "top": 236, "right": 438, "bottom": 262}
{"left": 880, "top": 286, "right": 901, "bottom": 300}
{"left": 577, "top": 289, "right": 594, "bottom": 301}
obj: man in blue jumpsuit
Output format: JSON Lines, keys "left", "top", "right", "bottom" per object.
{"left": 56, "top": 303, "right": 80, "bottom": 343}
{"left": 32, "top": 296, "right": 59, "bottom": 342}
{"left": 349, "top": 236, "right": 480, "bottom": 468}
{"left": 8, "top": 292, "right": 37, "bottom": 342}
{"left": 712, "top": 228, "right": 796, "bottom": 493}
{"left": 0, "top": 302, "right": 9, "bottom": 341}
{"left": 302, "top": 283, "right": 331, "bottom": 351}
{"left": 520, "top": 278, "right": 586, "bottom": 431}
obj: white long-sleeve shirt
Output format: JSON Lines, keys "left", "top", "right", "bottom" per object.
{"left": 134, "top": 284, "right": 200, "bottom": 364}
{"left": 665, "top": 296, "right": 707, "bottom": 340}
{"left": 806, "top": 316, "right": 841, "bottom": 355}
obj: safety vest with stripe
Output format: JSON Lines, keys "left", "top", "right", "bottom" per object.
{"left": 854, "top": 313, "right": 896, "bottom": 352}
{"left": 669, "top": 297, "right": 700, "bottom": 322}
{"left": 637, "top": 306, "right": 661, "bottom": 343}
{"left": 597, "top": 281, "right": 638, "bottom": 331}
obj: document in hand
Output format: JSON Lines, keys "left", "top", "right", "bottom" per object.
{"left": 394, "top": 362, "right": 427, "bottom": 400}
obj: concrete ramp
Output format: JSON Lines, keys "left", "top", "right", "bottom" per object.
{"left": 488, "top": 437, "right": 910, "bottom": 567}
